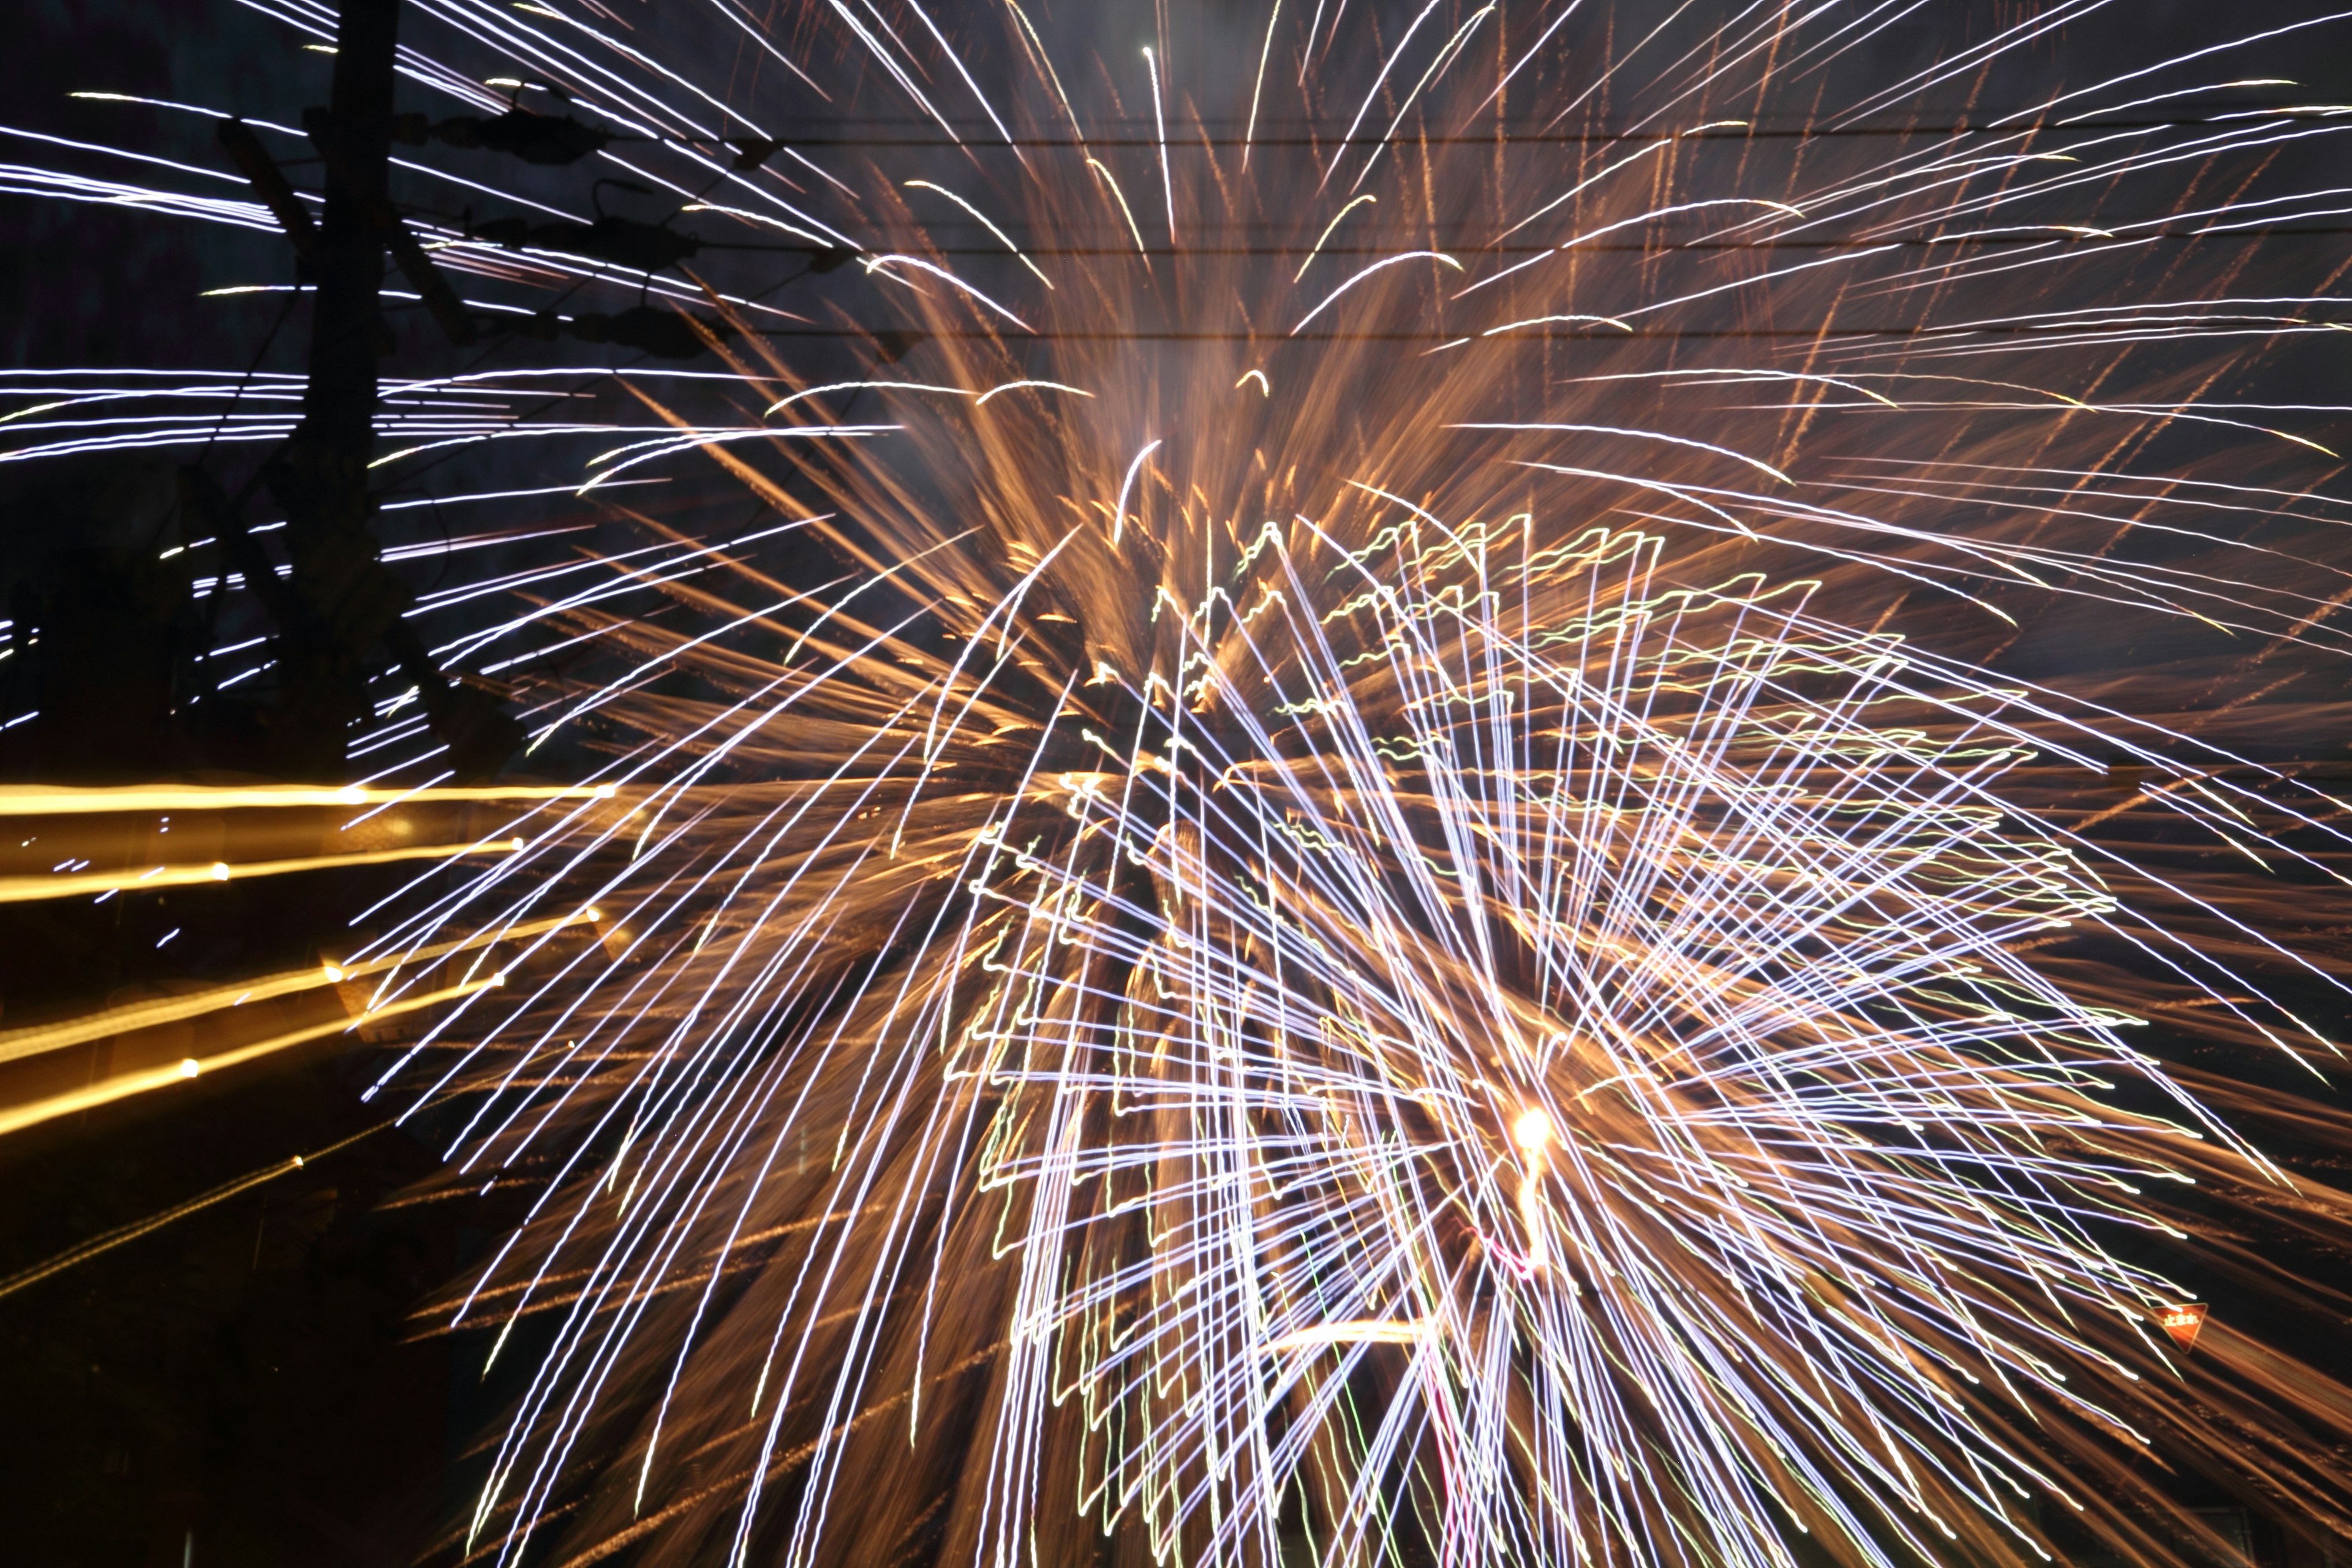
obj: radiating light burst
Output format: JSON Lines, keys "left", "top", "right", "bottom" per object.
{"left": 943, "top": 526, "right": 2198, "bottom": 1568}
{"left": 11, "top": 3, "right": 2352, "bottom": 1567}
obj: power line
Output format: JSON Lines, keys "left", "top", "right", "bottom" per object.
{"left": 600, "top": 112, "right": 2316, "bottom": 151}
{"left": 744, "top": 324, "right": 2342, "bottom": 342}
{"left": 691, "top": 229, "right": 2352, "bottom": 258}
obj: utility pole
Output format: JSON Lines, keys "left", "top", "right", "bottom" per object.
{"left": 196, "top": 0, "right": 848, "bottom": 787}
{"left": 199, "top": 0, "right": 517, "bottom": 782}
{"left": 262, "top": 0, "right": 406, "bottom": 780}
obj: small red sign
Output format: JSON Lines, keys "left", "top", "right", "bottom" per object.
{"left": 2157, "top": 1303, "right": 2209, "bottom": 1352}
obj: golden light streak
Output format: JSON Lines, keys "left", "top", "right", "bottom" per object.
{"left": 0, "top": 782, "right": 618, "bottom": 815}
{"left": 0, "top": 837, "right": 529, "bottom": 905}
{"left": 1261, "top": 1319, "right": 1431, "bottom": 1353}
{"left": 1515, "top": 1106, "right": 1555, "bottom": 1270}
{"left": 0, "top": 1120, "right": 386, "bottom": 1302}
{"left": 1084, "top": 157, "right": 1148, "bottom": 255}
{"left": 0, "top": 908, "right": 597, "bottom": 1066}
{"left": 0, "top": 975, "right": 503, "bottom": 1138}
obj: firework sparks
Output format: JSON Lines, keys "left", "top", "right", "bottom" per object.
{"left": 7, "top": 6, "right": 2352, "bottom": 1568}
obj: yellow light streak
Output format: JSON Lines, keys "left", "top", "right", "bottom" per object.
{"left": 0, "top": 975, "right": 503, "bottom": 1138}
{"left": 0, "top": 908, "right": 597, "bottom": 1066}
{"left": 0, "top": 782, "right": 617, "bottom": 816}
{"left": 0, "top": 837, "right": 530, "bottom": 906}
{"left": 0, "top": 1121, "right": 387, "bottom": 1302}
{"left": 1084, "top": 157, "right": 1148, "bottom": 255}
{"left": 1516, "top": 1107, "right": 1555, "bottom": 1268}
{"left": 1261, "top": 1319, "right": 1430, "bottom": 1354}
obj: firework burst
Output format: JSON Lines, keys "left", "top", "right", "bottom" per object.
{"left": 10, "top": 4, "right": 2352, "bottom": 1568}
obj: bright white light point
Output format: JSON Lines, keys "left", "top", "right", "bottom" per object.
{"left": 322, "top": 963, "right": 345, "bottom": 982}
{"left": 1513, "top": 1108, "right": 1555, "bottom": 1151}
{"left": 177, "top": 1058, "right": 200, "bottom": 1079}
{"left": 337, "top": 785, "right": 366, "bottom": 804}
{"left": 209, "top": 862, "right": 230, "bottom": 881}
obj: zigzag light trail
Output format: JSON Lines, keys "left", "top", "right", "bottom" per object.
{"left": 7, "top": 4, "right": 2352, "bottom": 1568}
